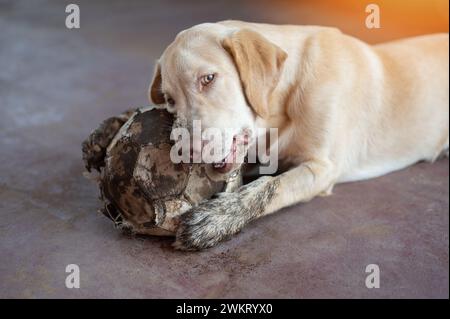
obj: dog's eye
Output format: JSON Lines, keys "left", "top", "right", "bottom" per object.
{"left": 166, "top": 97, "right": 175, "bottom": 106}
{"left": 200, "top": 74, "right": 215, "bottom": 86}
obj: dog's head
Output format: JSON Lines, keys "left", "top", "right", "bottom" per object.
{"left": 149, "top": 23, "right": 287, "bottom": 173}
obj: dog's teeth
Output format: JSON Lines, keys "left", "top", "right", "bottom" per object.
{"left": 213, "top": 162, "right": 226, "bottom": 169}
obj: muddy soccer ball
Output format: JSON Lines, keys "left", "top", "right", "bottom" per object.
{"left": 82, "top": 106, "right": 241, "bottom": 236}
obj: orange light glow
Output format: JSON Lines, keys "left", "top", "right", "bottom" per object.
{"left": 264, "top": 0, "right": 449, "bottom": 43}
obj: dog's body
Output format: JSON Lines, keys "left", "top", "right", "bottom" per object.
{"left": 149, "top": 21, "right": 449, "bottom": 250}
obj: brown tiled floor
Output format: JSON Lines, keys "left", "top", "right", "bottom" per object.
{"left": 0, "top": 0, "right": 448, "bottom": 298}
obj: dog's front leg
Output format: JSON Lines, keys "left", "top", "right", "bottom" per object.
{"left": 174, "top": 159, "right": 336, "bottom": 250}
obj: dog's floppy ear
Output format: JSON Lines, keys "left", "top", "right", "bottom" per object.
{"left": 149, "top": 62, "right": 165, "bottom": 105}
{"left": 222, "top": 29, "right": 287, "bottom": 119}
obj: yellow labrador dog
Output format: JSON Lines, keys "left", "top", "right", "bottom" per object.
{"left": 149, "top": 21, "right": 449, "bottom": 250}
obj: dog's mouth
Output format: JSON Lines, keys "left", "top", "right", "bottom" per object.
{"left": 212, "top": 135, "right": 248, "bottom": 173}
{"left": 212, "top": 137, "right": 237, "bottom": 173}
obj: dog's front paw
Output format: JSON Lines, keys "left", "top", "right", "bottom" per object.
{"left": 173, "top": 193, "right": 245, "bottom": 251}
{"left": 174, "top": 176, "right": 280, "bottom": 251}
